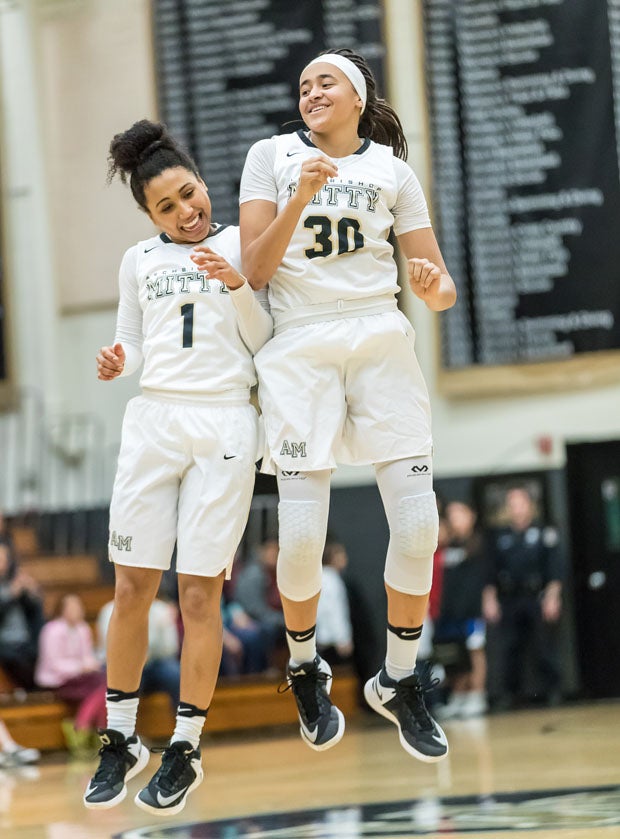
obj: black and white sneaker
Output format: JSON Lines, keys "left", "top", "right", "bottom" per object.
{"left": 134, "top": 741, "right": 203, "bottom": 816}
{"left": 83, "top": 729, "right": 150, "bottom": 809}
{"left": 364, "top": 665, "right": 449, "bottom": 763}
{"left": 282, "top": 655, "right": 345, "bottom": 751}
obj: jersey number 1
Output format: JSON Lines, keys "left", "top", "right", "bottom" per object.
{"left": 304, "top": 215, "right": 364, "bottom": 259}
{"left": 181, "top": 303, "right": 194, "bottom": 348}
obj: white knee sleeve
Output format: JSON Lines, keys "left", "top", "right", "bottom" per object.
{"left": 384, "top": 491, "right": 439, "bottom": 595}
{"left": 276, "top": 500, "right": 327, "bottom": 601}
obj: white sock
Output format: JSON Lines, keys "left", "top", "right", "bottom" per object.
{"left": 385, "top": 624, "right": 422, "bottom": 682}
{"left": 106, "top": 690, "right": 139, "bottom": 739}
{"left": 170, "top": 703, "right": 207, "bottom": 750}
{"left": 286, "top": 625, "right": 317, "bottom": 668}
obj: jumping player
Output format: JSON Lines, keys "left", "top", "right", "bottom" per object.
{"left": 232, "top": 48, "right": 455, "bottom": 762}
{"left": 83, "top": 120, "right": 271, "bottom": 815}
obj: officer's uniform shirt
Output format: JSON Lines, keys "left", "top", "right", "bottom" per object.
{"left": 486, "top": 523, "right": 563, "bottom": 598}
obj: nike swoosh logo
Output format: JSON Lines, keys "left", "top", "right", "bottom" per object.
{"left": 156, "top": 789, "right": 187, "bottom": 807}
{"left": 295, "top": 631, "right": 315, "bottom": 641}
{"left": 144, "top": 246, "right": 159, "bottom": 253}
{"left": 301, "top": 723, "right": 319, "bottom": 743}
{"left": 400, "top": 630, "right": 420, "bottom": 638}
{"left": 223, "top": 454, "right": 236, "bottom": 460}
{"left": 286, "top": 151, "right": 302, "bottom": 156}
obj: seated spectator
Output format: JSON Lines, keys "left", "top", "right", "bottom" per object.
{"left": 0, "top": 719, "right": 39, "bottom": 767}
{"left": 97, "top": 595, "right": 181, "bottom": 713}
{"left": 316, "top": 541, "right": 353, "bottom": 666}
{"left": 234, "top": 538, "right": 286, "bottom": 668}
{"left": 0, "top": 511, "right": 14, "bottom": 549}
{"left": 162, "top": 572, "right": 270, "bottom": 679}
{"left": 220, "top": 585, "right": 272, "bottom": 677}
{"left": 35, "top": 594, "right": 107, "bottom": 754}
{"left": 435, "top": 500, "right": 488, "bottom": 719}
{"left": 0, "top": 541, "right": 45, "bottom": 691}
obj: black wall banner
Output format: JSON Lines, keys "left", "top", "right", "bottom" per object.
{"left": 423, "top": 0, "right": 620, "bottom": 370}
{"left": 152, "top": 0, "right": 385, "bottom": 226}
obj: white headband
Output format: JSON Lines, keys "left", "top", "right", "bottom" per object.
{"left": 305, "top": 54, "right": 367, "bottom": 114}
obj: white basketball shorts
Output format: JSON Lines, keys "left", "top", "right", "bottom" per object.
{"left": 255, "top": 310, "right": 432, "bottom": 473}
{"left": 108, "top": 394, "right": 258, "bottom": 577}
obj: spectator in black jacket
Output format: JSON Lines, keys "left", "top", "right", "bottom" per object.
{"left": 233, "top": 538, "right": 286, "bottom": 669}
{"left": 0, "top": 540, "right": 45, "bottom": 690}
{"left": 482, "top": 486, "right": 564, "bottom": 709}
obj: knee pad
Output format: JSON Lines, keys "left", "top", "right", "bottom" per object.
{"left": 398, "top": 491, "right": 439, "bottom": 558}
{"left": 276, "top": 500, "right": 327, "bottom": 601}
{"left": 384, "top": 491, "right": 439, "bottom": 595}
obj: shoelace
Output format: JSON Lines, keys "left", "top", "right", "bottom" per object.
{"left": 278, "top": 668, "right": 332, "bottom": 724}
{"left": 92, "top": 742, "right": 132, "bottom": 782}
{"left": 395, "top": 676, "right": 441, "bottom": 732}
{"left": 150, "top": 744, "right": 194, "bottom": 792}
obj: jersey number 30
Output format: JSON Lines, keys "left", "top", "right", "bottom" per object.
{"left": 304, "top": 215, "right": 364, "bottom": 259}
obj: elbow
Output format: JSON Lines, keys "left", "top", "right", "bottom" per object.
{"left": 242, "top": 250, "right": 272, "bottom": 290}
{"left": 247, "top": 273, "right": 270, "bottom": 291}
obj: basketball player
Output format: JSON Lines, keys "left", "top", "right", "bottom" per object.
{"left": 83, "top": 120, "right": 271, "bottom": 815}
{"left": 204, "top": 48, "right": 455, "bottom": 762}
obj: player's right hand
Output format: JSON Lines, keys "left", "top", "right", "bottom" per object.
{"left": 97, "top": 343, "right": 125, "bottom": 381}
{"left": 294, "top": 155, "right": 338, "bottom": 204}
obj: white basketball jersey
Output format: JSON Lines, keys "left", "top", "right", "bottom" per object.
{"left": 240, "top": 130, "right": 431, "bottom": 314}
{"left": 116, "top": 224, "right": 258, "bottom": 396}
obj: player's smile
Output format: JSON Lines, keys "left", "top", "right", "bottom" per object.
{"left": 180, "top": 212, "right": 206, "bottom": 236}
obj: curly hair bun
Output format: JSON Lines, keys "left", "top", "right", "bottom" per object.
{"left": 108, "top": 119, "right": 171, "bottom": 183}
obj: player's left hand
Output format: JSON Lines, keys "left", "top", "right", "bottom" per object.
{"left": 408, "top": 257, "right": 442, "bottom": 298}
{"left": 190, "top": 246, "right": 245, "bottom": 290}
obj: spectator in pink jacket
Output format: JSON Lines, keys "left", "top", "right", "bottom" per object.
{"left": 35, "top": 594, "right": 106, "bottom": 749}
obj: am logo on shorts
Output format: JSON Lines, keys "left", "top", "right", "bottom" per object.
{"left": 280, "top": 440, "right": 307, "bottom": 458}
{"left": 110, "top": 531, "right": 133, "bottom": 551}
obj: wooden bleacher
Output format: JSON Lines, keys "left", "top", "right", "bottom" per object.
{"left": 9, "top": 524, "right": 40, "bottom": 557}
{"left": 1, "top": 523, "right": 361, "bottom": 750}
{"left": 1, "top": 670, "right": 360, "bottom": 750}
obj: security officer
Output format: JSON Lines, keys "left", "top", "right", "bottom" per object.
{"left": 482, "top": 486, "right": 564, "bottom": 709}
